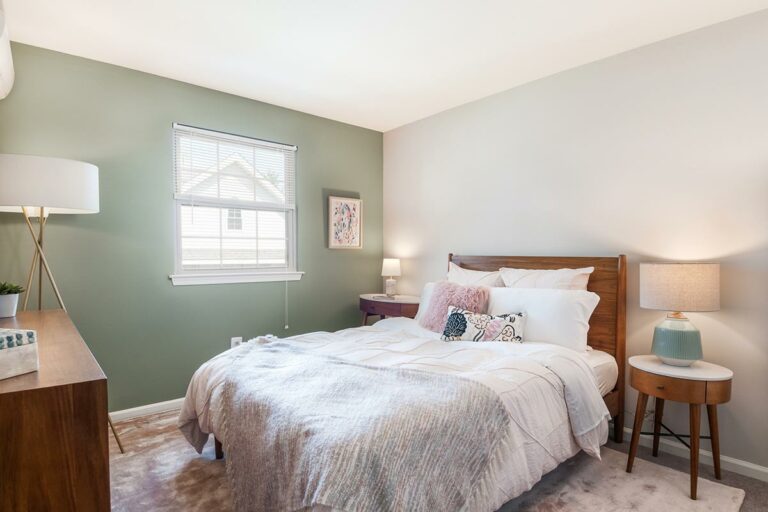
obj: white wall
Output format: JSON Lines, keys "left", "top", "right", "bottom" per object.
{"left": 384, "top": 10, "right": 768, "bottom": 468}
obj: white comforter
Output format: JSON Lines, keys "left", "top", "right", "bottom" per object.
{"left": 179, "top": 318, "right": 610, "bottom": 511}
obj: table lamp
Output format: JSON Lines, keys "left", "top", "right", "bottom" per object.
{"left": 381, "top": 258, "right": 401, "bottom": 298}
{"left": 639, "top": 262, "right": 720, "bottom": 366}
{"left": 0, "top": 154, "right": 99, "bottom": 311}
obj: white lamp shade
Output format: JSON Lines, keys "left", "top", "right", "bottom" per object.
{"left": 381, "top": 258, "right": 401, "bottom": 277}
{"left": 0, "top": 0, "right": 14, "bottom": 100}
{"left": 0, "top": 154, "right": 99, "bottom": 215}
{"left": 640, "top": 262, "right": 720, "bottom": 312}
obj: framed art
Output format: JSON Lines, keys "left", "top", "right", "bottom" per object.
{"left": 328, "top": 196, "right": 363, "bottom": 249}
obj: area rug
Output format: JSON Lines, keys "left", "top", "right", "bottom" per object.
{"left": 110, "top": 411, "right": 231, "bottom": 511}
{"left": 500, "top": 448, "right": 745, "bottom": 511}
{"left": 110, "top": 411, "right": 745, "bottom": 511}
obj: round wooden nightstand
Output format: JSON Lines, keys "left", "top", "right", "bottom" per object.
{"left": 359, "top": 294, "right": 420, "bottom": 325}
{"left": 626, "top": 355, "right": 733, "bottom": 500}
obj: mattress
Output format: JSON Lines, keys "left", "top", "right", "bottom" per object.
{"left": 375, "top": 316, "right": 618, "bottom": 396}
{"left": 583, "top": 347, "right": 619, "bottom": 396}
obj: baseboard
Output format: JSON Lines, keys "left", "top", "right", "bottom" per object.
{"left": 623, "top": 426, "right": 768, "bottom": 483}
{"left": 110, "top": 398, "right": 185, "bottom": 422}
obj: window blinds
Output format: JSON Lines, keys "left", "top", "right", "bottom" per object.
{"left": 172, "top": 124, "right": 298, "bottom": 272}
{"left": 173, "top": 123, "right": 297, "bottom": 210}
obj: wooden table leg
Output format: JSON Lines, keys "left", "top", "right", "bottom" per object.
{"left": 361, "top": 312, "right": 369, "bottom": 326}
{"left": 707, "top": 404, "right": 721, "bottom": 480}
{"left": 653, "top": 398, "right": 664, "bottom": 457}
{"left": 626, "top": 391, "right": 648, "bottom": 473}
{"left": 690, "top": 404, "right": 701, "bottom": 500}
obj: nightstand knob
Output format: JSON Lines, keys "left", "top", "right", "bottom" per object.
{"left": 656, "top": 385, "right": 665, "bottom": 390}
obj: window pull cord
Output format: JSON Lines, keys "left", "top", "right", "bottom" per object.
{"left": 284, "top": 279, "right": 290, "bottom": 331}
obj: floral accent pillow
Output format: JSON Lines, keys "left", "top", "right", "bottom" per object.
{"left": 441, "top": 307, "right": 525, "bottom": 342}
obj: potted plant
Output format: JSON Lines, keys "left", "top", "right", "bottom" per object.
{"left": 0, "top": 282, "right": 24, "bottom": 318}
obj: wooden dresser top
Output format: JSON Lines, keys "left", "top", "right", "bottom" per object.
{"left": 0, "top": 310, "right": 106, "bottom": 394}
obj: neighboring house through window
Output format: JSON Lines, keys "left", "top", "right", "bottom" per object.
{"left": 170, "top": 123, "right": 302, "bottom": 285}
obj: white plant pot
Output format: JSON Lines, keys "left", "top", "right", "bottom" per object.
{"left": 0, "top": 294, "right": 19, "bottom": 318}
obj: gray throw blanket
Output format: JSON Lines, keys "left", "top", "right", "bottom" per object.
{"left": 220, "top": 341, "right": 511, "bottom": 512}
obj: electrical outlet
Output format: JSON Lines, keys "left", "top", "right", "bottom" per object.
{"left": 230, "top": 336, "right": 243, "bottom": 348}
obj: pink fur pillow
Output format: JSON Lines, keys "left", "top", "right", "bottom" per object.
{"left": 419, "top": 281, "right": 490, "bottom": 333}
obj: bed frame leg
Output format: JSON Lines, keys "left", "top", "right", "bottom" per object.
{"left": 215, "top": 438, "right": 224, "bottom": 459}
{"left": 613, "top": 413, "right": 624, "bottom": 443}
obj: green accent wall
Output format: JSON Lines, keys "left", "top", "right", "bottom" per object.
{"left": 0, "top": 43, "right": 383, "bottom": 411}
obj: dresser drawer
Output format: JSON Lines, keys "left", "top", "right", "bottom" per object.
{"left": 631, "top": 366, "right": 706, "bottom": 403}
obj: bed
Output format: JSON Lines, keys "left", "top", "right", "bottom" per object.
{"left": 178, "top": 254, "right": 626, "bottom": 511}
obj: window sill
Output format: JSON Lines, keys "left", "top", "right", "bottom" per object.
{"left": 170, "top": 271, "right": 304, "bottom": 286}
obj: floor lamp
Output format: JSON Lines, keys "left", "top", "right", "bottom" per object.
{"left": 0, "top": 153, "right": 124, "bottom": 453}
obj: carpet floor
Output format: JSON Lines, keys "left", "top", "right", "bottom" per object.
{"left": 110, "top": 411, "right": 752, "bottom": 511}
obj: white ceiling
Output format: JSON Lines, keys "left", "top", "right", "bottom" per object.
{"left": 5, "top": 1, "right": 768, "bottom": 131}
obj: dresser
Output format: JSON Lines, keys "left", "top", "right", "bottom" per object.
{"left": 0, "top": 310, "right": 110, "bottom": 511}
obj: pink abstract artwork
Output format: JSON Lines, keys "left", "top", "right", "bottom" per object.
{"left": 329, "top": 196, "right": 362, "bottom": 249}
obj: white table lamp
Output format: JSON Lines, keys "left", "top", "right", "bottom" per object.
{"left": 640, "top": 262, "right": 720, "bottom": 366}
{"left": 0, "top": 154, "right": 99, "bottom": 311}
{"left": 381, "top": 258, "right": 401, "bottom": 298}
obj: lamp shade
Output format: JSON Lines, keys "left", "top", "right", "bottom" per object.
{"left": 0, "top": 0, "right": 14, "bottom": 99}
{"left": 640, "top": 262, "right": 720, "bottom": 312}
{"left": 0, "top": 154, "right": 99, "bottom": 214}
{"left": 381, "top": 258, "right": 401, "bottom": 277}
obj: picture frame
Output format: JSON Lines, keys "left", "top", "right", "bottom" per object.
{"left": 328, "top": 196, "right": 363, "bottom": 249}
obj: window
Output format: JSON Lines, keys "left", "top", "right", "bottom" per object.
{"left": 170, "top": 124, "right": 302, "bottom": 285}
{"left": 227, "top": 208, "right": 242, "bottom": 231}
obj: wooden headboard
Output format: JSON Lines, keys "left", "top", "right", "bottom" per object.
{"left": 448, "top": 254, "right": 627, "bottom": 441}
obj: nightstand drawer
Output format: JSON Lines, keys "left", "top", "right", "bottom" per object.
{"left": 360, "top": 298, "right": 401, "bottom": 317}
{"left": 631, "top": 367, "right": 706, "bottom": 403}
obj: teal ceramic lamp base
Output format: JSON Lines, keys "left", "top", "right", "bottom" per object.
{"left": 651, "top": 313, "right": 703, "bottom": 366}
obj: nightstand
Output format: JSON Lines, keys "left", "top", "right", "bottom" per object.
{"left": 359, "top": 294, "right": 419, "bottom": 325}
{"left": 626, "top": 355, "right": 733, "bottom": 500}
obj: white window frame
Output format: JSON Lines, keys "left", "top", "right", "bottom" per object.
{"left": 169, "top": 124, "right": 303, "bottom": 286}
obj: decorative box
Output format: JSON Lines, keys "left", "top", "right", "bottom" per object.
{"left": 0, "top": 328, "right": 39, "bottom": 380}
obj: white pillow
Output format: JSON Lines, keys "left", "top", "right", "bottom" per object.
{"left": 487, "top": 288, "right": 600, "bottom": 352}
{"left": 413, "top": 282, "right": 436, "bottom": 324}
{"left": 447, "top": 262, "right": 503, "bottom": 287}
{"left": 499, "top": 266, "right": 594, "bottom": 290}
